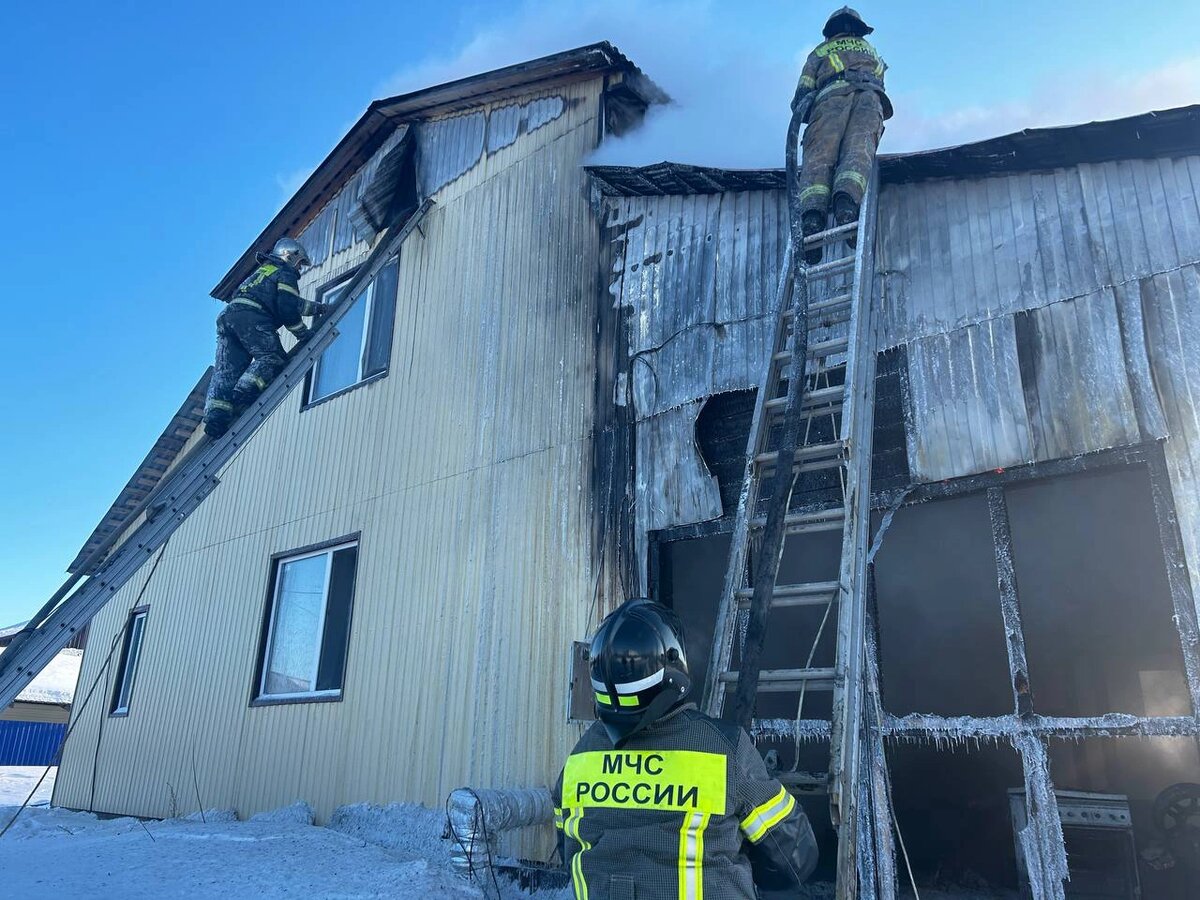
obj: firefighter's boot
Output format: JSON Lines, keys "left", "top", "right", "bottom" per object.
{"left": 801, "top": 210, "right": 826, "bottom": 265}
{"left": 833, "top": 192, "right": 860, "bottom": 249}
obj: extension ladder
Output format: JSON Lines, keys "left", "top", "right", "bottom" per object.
{"left": 0, "top": 202, "right": 432, "bottom": 716}
{"left": 700, "top": 175, "right": 879, "bottom": 895}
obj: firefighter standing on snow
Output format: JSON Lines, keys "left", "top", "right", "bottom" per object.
{"left": 203, "top": 238, "right": 330, "bottom": 438}
{"left": 553, "top": 599, "right": 818, "bottom": 899}
{"left": 792, "top": 6, "right": 892, "bottom": 263}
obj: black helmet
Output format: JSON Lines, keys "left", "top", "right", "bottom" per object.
{"left": 823, "top": 6, "right": 873, "bottom": 38}
{"left": 589, "top": 599, "right": 692, "bottom": 747}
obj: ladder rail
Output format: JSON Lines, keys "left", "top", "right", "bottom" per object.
{"left": 0, "top": 201, "right": 434, "bottom": 714}
{"left": 828, "top": 168, "right": 881, "bottom": 894}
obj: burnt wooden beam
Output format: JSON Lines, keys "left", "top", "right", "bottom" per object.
{"left": 987, "top": 487, "right": 1036, "bottom": 717}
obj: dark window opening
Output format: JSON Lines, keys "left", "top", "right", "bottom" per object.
{"left": 255, "top": 540, "right": 359, "bottom": 702}
{"left": 888, "top": 743, "right": 1024, "bottom": 893}
{"left": 1006, "top": 467, "right": 1191, "bottom": 719}
{"left": 110, "top": 608, "right": 148, "bottom": 716}
{"left": 873, "top": 492, "right": 1015, "bottom": 717}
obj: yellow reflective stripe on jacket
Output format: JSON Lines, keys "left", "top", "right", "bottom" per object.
{"left": 277, "top": 281, "right": 301, "bottom": 297}
{"left": 563, "top": 750, "right": 727, "bottom": 814}
{"left": 678, "top": 811, "right": 710, "bottom": 900}
{"left": 740, "top": 786, "right": 796, "bottom": 843}
{"left": 566, "top": 808, "right": 590, "bottom": 900}
{"left": 799, "top": 74, "right": 816, "bottom": 88}
{"left": 553, "top": 806, "right": 564, "bottom": 830}
{"left": 231, "top": 298, "right": 265, "bottom": 312}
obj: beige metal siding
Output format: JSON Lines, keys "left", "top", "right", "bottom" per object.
{"left": 56, "top": 78, "right": 606, "bottom": 822}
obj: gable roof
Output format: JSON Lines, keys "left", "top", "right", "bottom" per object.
{"left": 587, "top": 105, "right": 1200, "bottom": 196}
{"left": 211, "top": 42, "right": 654, "bottom": 301}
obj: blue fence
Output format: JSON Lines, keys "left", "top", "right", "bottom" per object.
{"left": 0, "top": 721, "right": 66, "bottom": 766}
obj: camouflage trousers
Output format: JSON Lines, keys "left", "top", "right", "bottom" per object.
{"left": 203, "top": 304, "right": 287, "bottom": 430}
{"left": 798, "top": 88, "right": 885, "bottom": 216}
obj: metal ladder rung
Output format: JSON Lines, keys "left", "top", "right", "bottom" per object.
{"left": 765, "top": 384, "right": 844, "bottom": 413}
{"left": 802, "top": 221, "right": 858, "bottom": 247}
{"left": 754, "top": 441, "right": 844, "bottom": 470}
{"left": 802, "top": 255, "right": 856, "bottom": 279}
{"left": 777, "top": 771, "right": 831, "bottom": 794}
{"left": 782, "top": 293, "right": 852, "bottom": 321}
{"left": 719, "top": 668, "right": 838, "bottom": 692}
{"left": 749, "top": 508, "right": 845, "bottom": 535}
{"left": 773, "top": 336, "right": 849, "bottom": 363}
{"left": 736, "top": 580, "right": 840, "bottom": 608}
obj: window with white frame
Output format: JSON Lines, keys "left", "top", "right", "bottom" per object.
{"left": 307, "top": 256, "right": 400, "bottom": 403}
{"left": 256, "top": 540, "right": 359, "bottom": 701}
{"left": 110, "top": 608, "right": 149, "bottom": 715}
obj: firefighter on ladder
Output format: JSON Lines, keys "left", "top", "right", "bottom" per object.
{"left": 203, "top": 238, "right": 330, "bottom": 438}
{"left": 792, "top": 6, "right": 892, "bottom": 263}
{"left": 553, "top": 599, "right": 818, "bottom": 899}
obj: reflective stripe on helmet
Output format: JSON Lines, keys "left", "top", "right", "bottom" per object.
{"left": 740, "top": 786, "right": 796, "bottom": 843}
{"left": 617, "top": 694, "right": 639, "bottom": 708}
{"left": 594, "top": 692, "right": 612, "bottom": 706}
{"left": 613, "top": 669, "right": 664, "bottom": 694}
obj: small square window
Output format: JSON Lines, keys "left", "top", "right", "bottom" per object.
{"left": 110, "top": 608, "right": 149, "bottom": 716}
{"left": 307, "top": 257, "right": 400, "bottom": 404}
{"left": 256, "top": 540, "right": 358, "bottom": 701}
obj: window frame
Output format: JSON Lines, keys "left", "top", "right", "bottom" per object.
{"left": 302, "top": 255, "right": 399, "bottom": 409}
{"left": 251, "top": 534, "right": 361, "bottom": 707}
{"left": 109, "top": 606, "right": 150, "bottom": 717}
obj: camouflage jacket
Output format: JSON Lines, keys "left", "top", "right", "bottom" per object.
{"left": 793, "top": 34, "right": 892, "bottom": 120}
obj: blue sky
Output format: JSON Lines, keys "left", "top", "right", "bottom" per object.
{"left": 0, "top": 0, "right": 1197, "bottom": 626}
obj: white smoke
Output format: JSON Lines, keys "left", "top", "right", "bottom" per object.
{"left": 378, "top": 1, "right": 1200, "bottom": 169}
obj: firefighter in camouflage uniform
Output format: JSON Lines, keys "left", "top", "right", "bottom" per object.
{"left": 203, "top": 238, "right": 330, "bottom": 438}
{"left": 553, "top": 599, "right": 817, "bottom": 900}
{"left": 792, "top": 7, "right": 892, "bottom": 263}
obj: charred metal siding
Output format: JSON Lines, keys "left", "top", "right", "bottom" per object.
{"left": 603, "top": 190, "right": 788, "bottom": 571}
{"left": 55, "top": 78, "right": 609, "bottom": 823}
{"left": 601, "top": 153, "right": 1200, "bottom": 609}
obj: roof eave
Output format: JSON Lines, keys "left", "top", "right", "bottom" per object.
{"left": 210, "top": 41, "right": 652, "bottom": 300}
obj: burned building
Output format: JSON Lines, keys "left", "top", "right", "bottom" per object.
{"left": 40, "top": 40, "right": 1199, "bottom": 898}
{"left": 590, "top": 106, "right": 1200, "bottom": 896}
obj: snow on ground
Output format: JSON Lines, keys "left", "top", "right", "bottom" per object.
{"left": 0, "top": 766, "right": 57, "bottom": 807}
{"left": 0, "top": 793, "right": 567, "bottom": 900}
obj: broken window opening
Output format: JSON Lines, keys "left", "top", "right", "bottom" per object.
{"left": 873, "top": 491, "right": 1015, "bottom": 717}
{"left": 886, "top": 741, "right": 1025, "bottom": 895}
{"left": 1005, "top": 466, "right": 1192, "bottom": 720}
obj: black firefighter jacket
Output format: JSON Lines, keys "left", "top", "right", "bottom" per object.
{"left": 553, "top": 705, "right": 818, "bottom": 900}
{"left": 229, "top": 252, "right": 317, "bottom": 339}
